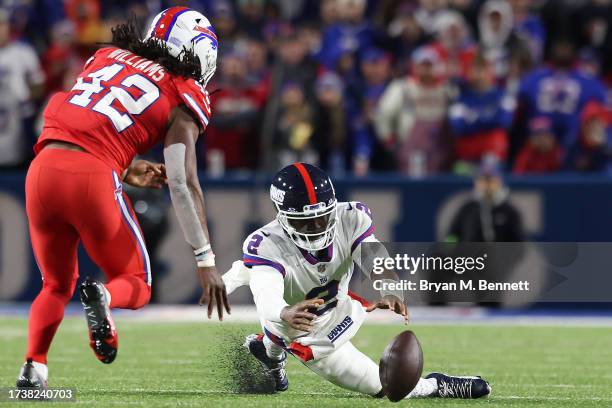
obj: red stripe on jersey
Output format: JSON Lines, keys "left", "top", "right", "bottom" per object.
{"left": 288, "top": 341, "right": 314, "bottom": 362}
{"left": 293, "top": 163, "right": 317, "bottom": 204}
{"left": 153, "top": 7, "right": 189, "bottom": 40}
{"left": 348, "top": 290, "right": 371, "bottom": 307}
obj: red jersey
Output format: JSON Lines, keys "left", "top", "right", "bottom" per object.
{"left": 36, "top": 47, "right": 212, "bottom": 173}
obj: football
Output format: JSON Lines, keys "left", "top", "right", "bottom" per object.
{"left": 379, "top": 330, "right": 424, "bottom": 402}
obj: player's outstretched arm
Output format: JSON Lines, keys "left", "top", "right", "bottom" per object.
{"left": 163, "top": 106, "right": 230, "bottom": 320}
{"left": 365, "top": 296, "right": 409, "bottom": 322}
{"left": 355, "top": 235, "right": 409, "bottom": 322}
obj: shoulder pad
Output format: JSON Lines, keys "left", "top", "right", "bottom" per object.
{"left": 341, "top": 201, "right": 375, "bottom": 253}
{"left": 242, "top": 230, "right": 286, "bottom": 277}
{"left": 173, "top": 77, "right": 212, "bottom": 131}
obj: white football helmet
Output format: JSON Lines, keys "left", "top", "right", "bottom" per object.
{"left": 144, "top": 7, "right": 218, "bottom": 86}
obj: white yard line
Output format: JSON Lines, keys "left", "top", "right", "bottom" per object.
{"left": 500, "top": 396, "right": 612, "bottom": 401}
{"left": 2, "top": 304, "right": 612, "bottom": 327}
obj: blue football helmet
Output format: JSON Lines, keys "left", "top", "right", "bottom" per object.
{"left": 270, "top": 163, "right": 337, "bottom": 251}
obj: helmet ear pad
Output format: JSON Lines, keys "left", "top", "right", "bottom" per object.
{"left": 193, "top": 38, "right": 217, "bottom": 85}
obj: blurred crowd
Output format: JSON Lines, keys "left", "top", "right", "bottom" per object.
{"left": 2, "top": 0, "right": 612, "bottom": 177}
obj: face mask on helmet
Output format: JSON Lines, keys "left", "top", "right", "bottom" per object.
{"left": 144, "top": 7, "right": 218, "bottom": 86}
{"left": 275, "top": 201, "right": 338, "bottom": 252}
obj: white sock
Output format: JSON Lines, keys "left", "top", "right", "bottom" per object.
{"left": 30, "top": 361, "right": 48, "bottom": 381}
{"left": 263, "top": 335, "right": 286, "bottom": 361}
{"left": 406, "top": 378, "right": 438, "bottom": 398}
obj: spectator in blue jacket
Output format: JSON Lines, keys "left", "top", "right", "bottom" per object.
{"left": 449, "top": 52, "right": 516, "bottom": 166}
{"left": 517, "top": 40, "right": 606, "bottom": 150}
{"left": 318, "top": 0, "right": 376, "bottom": 70}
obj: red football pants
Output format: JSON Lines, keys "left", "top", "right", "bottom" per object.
{"left": 25, "top": 148, "right": 151, "bottom": 363}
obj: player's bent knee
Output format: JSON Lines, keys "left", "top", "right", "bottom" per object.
{"left": 127, "top": 283, "right": 151, "bottom": 310}
{"left": 106, "top": 275, "right": 151, "bottom": 309}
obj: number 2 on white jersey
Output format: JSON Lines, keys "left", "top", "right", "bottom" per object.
{"left": 69, "top": 63, "right": 159, "bottom": 132}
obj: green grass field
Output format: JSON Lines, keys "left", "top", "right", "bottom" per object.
{"left": 1, "top": 316, "right": 612, "bottom": 407}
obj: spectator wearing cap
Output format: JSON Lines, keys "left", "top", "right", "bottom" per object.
{"left": 204, "top": 49, "right": 269, "bottom": 172}
{"left": 449, "top": 52, "right": 516, "bottom": 165}
{"left": 375, "top": 46, "right": 453, "bottom": 176}
{"left": 513, "top": 116, "right": 563, "bottom": 174}
{"left": 564, "top": 101, "right": 612, "bottom": 173}
{"left": 447, "top": 158, "right": 524, "bottom": 242}
{"left": 0, "top": 8, "right": 44, "bottom": 167}
{"left": 347, "top": 48, "right": 393, "bottom": 176}
{"left": 431, "top": 10, "right": 477, "bottom": 80}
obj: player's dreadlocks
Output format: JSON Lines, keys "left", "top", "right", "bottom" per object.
{"left": 110, "top": 18, "right": 203, "bottom": 83}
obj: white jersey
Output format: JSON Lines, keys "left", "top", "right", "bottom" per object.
{"left": 242, "top": 201, "right": 373, "bottom": 309}
{"left": 226, "top": 201, "right": 375, "bottom": 359}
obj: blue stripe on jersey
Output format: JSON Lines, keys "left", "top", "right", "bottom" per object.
{"left": 264, "top": 328, "right": 287, "bottom": 348}
{"left": 243, "top": 254, "right": 286, "bottom": 277}
{"left": 112, "top": 172, "right": 152, "bottom": 285}
{"left": 351, "top": 224, "right": 375, "bottom": 253}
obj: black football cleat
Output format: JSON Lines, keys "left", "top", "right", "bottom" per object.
{"left": 79, "top": 278, "right": 118, "bottom": 364}
{"left": 426, "top": 372, "right": 491, "bottom": 399}
{"left": 244, "top": 334, "right": 289, "bottom": 391}
{"left": 16, "top": 359, "right": 48, "bottom": 390}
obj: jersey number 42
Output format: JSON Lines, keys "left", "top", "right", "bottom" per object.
{"left": 69, "top": 63, "right": 160, "bottom": 132}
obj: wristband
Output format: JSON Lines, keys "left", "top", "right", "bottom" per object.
{"left": 194, "top": 245, "right": 212, "bottom": 257}
{"left": 197, "top": 256, "right": 215, "bottom": 268}
{"left": 195, "top": 245, "right": 215, "bottom": 268}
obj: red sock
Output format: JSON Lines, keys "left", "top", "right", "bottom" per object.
{"left": 26, "top": 286, "right": 72, "bottom": 364}
{"left": 105, "top": 276, "right": 151, "bottom": 310}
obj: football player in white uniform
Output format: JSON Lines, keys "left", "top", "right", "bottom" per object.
{"left": 222, "top": 163, "right": 491, "bottom": 399}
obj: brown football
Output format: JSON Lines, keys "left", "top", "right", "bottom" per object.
{"left": 379, "top": 330, "right": 424, "bottom": 402}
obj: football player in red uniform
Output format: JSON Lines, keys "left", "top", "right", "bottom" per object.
{"left": 17, "top": 7, "right": 230, "bottom": 389}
